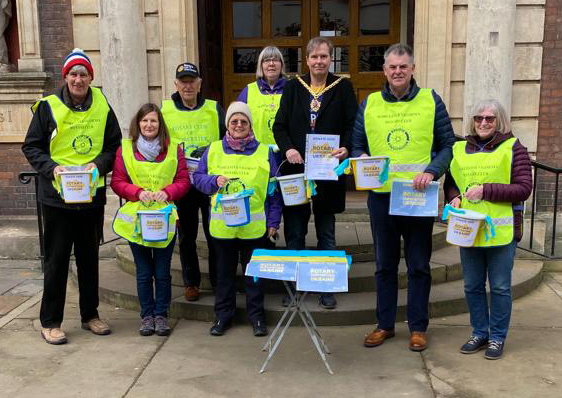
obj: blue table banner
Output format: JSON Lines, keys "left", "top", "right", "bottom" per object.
{"left": 245, "top": 260, "right": 297, "bottom": 281}
{"left": 389, "top": 179, "right": 439, "bottom": 217}
{"left": 296, "top": 261, "right": 349, "bottom": 293}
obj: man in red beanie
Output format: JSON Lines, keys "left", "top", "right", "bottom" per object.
{"left": 22, "top": 48, "right": 122, "bottom": 345}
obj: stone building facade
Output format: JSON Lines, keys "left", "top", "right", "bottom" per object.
{"left": 0, "top": 0, "right": 559, "bottom": 215}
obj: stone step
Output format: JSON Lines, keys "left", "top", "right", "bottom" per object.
{"left": 116, "top": 244, "right": 462, "bottom": 293}
{"left": 84, "top": 258, "right": 543, "bottom": 326}
{"left": 180, "top": 222, "right": 449, "bottom": 262}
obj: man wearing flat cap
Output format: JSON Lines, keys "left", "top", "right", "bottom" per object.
{"left": 161, "top": 62, "right": 226, "bottom": 302}
{"left": 22, "top": 48, "right": 121, "bottom": 345}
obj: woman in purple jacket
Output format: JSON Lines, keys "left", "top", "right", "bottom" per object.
{"left": 445, "top": 99, "right": 532, "bottom": 360}
{"left": 193, "top": 102, "right": 282, "bottom": 337}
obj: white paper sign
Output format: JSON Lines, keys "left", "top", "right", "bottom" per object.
{"left": 304, "top": 133, "right": 339, "bottom": 181}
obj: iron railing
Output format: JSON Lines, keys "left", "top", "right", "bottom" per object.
{"left": 18, "top": 171, "right": 123, "bottom": 271}
{"left": 518, "top": 160, "right": 562, "bottom": 259}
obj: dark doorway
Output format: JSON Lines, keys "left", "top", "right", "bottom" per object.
{"left": 198, "top": 0, "right": 224, "bottom": 107}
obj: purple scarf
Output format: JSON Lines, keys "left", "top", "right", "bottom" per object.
{"left": 225, "top": 130, "right": 256, "bottom": 151}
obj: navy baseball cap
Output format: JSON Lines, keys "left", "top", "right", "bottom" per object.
{"left": 176, "top": 62, "right": 200, "bottom": 78}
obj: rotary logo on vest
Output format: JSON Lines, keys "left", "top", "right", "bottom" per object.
{"left": 72, "top": 134, "right": 93, "bottom": 155}
{"left": 465, "top": 182, "right": 483, "bottom": 204}
{"left": 386, "top": 128, "right": 410, "bottom": 150}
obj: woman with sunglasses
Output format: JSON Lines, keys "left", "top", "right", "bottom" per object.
{"left": 444, "top": 99, "right": 532, "bottom": 360}
{"left": 193, "top": 101, "right": 282, "bottom": 337}
{"left": 111, "top": 103, "right": 189, "bottom": 336}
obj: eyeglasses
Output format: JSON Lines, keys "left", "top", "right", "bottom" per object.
{"left": 262, "top": 58, "right": 281, "bottom": 64}
{"left": 229, "top": 119, "right": 249, "bottom": 126}
{"left": 473, "top": 115, "right": 496, "bottom": 124}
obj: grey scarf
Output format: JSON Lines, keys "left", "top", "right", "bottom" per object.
{"left": 137, "top": 134, "right": 161, "bottom": 161}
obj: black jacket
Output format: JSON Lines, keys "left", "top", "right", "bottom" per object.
{"left": 272, "top": 73, "right": 358, "bottom": 213}
{"left": 21, "top": 85, "right": 122, "bottom": 209}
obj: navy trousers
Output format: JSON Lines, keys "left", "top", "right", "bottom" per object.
{"left": 177, "top": 188, "right": 216, "bottom": 288}
{"left": 212, "top": 237, "right": 265, "bottom": 323}
{"left": 368, "top": 192, "right": 434, "bottom": 332}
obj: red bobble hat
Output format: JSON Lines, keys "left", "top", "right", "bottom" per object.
{"left": 61, "top": 48, "right": 94, "bottom": 79}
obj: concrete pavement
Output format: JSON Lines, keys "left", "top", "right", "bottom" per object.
{"left": 1, "top": 259, "right": 562, "bottom": 397}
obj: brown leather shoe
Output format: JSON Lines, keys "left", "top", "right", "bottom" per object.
{"left": 185, "top": 286, "right": 200, "bottom": 302}
{"left": 41, "top": 328, "right": 68, "bottom": 345}
{"left": 364, "top": 328, "right": 395, "bottom": 347}
{"left": 409, "top": 331, "right": 428, "bottom": 352}
{"left": 81, "top": 318, "right": 111, "bottom": 335}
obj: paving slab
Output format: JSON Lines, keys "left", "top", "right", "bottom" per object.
{"left": 0, "top": 319, "right": 165, "bottom": 398}
{"left": 0, "top": 295, "right": 28, "bottom": 315}
{"left": 128, "top": 320, "right": 434, "bottom": 398}
{"left": 424, "top": 326, "right": 562, "bottom": 398}
{"left": 4, "top": 279, "right": 43, "bottom": 296}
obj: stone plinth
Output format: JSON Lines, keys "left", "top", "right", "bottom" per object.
{"left": 0, "top": 72, "right": 49, "bottom": 142}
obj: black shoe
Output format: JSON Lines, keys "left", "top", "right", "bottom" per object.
{"left": 210, "top": 319, "right": 232, "bottom": 336}
{"left": 252, "top": 320, "right": 268, "bottom": 337}
{"left": 282, "top": 293, "right": 299, "bottom": 307}
{"left": 319, "top": 293, "right": 337, "bottom": 309}
{"left": 484, "top": 340, "right": 504, "bottom": 360}
{"left": 460, "top": 336, "right": 488, "bottom": 354}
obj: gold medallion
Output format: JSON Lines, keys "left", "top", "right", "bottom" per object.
{"left": 297, "top": 75, "right": 344, "bottom": 114}
{"left": 310, "top": 98, "right": 321, "bottom": 112}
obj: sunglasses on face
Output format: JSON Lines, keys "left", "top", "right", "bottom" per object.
{"left": 473, "top": 115, "right": 496, "bottom": 123}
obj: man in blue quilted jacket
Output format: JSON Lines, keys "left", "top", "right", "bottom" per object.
{"left": 351, "top": 43, "right": 455, "bottom": 352}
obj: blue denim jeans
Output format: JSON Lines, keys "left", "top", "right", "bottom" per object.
{"left": 460, "top": 240, "right": 516, "bottom": 342}
{"left": 129, "top": 236, "right": 176, "bottom": 319}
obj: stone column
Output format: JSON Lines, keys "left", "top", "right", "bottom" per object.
{"left": 99, "top": 0, "right": 149, "bottom": 136}
{"left": 159, "top": 0, "right": 198, "bottom": 98}
{"left": 413, "top": 0, "right": 454, "bottom": 106}
{"left": 463, "top": 0, "right": 516, "bottom": 134}
{"left": 16, "top": 0, "right": 44, "bottom": 71}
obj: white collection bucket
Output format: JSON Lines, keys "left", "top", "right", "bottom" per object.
{"left": 349, "top": 156, "right": 389, "bottom": 190}
{"left": 137, "top": 210, "right": 170, "bottom": 242}
{"left": 59, "top": 171, "right": 93, "bottom": 203}
{"left": 186, "top": 157, "right": 199, "bottom": 182}
{"left": 277, "top": 173, "right": 308, "bottom": 206}
{"left": 445, "top": 209, "right": 487, "bottom": 247}
{"left": 220, "top": 194, "right": 251, "bottom": 227}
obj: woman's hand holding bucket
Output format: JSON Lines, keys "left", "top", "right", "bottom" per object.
{"left": 139, "top": 190, "right": 168, "bottom": 204}
{"left": 464, "top": 185, "right": 483, "bottom": 201}
{"left": 216, "top": 176, "right": 228, "bottom": 188}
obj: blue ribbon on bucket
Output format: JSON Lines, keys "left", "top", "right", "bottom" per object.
{"left": 442, "top": 204, "right": 496, "bottom": 242}
{"left": 214, "top": 188, "right": 255, "bottom": 212}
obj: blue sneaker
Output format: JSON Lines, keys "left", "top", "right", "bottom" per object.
{"left": 484, "top": 340, "right": 504, "bottom": 360}
{"left": 460, "top": 336, "right": 488, "bottom": 354}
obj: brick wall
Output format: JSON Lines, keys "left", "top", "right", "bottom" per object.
{"left": 37, "top": 0, "right": 75, "bottom": 94}
{"left": 0, "top": 1, "right": 74, "bottom": 216}
{"left": 0, "top": 145, "right": 37, "bottom": 216}
{"left": 536, "top": 0, "right": 562, "bottom": 211}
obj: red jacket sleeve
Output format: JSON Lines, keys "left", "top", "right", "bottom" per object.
{"left": 110, "top": 146, "right": 143, "bottom": 201}
{"left": 162, "top": 146, "right": 190, "bottom": 201}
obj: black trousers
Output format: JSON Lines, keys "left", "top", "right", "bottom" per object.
{"left": 40, "top": 204, "right": 103, "bottom": 328}
{"left": 177, "top": 189, "right": 216, "bottom": 288}
{"left": 212, "top": 237, "right": 265, "bottom": 323}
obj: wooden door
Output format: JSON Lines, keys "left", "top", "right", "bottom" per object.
{"left": 222, "top": 0, "right": 402, "bottom": 106}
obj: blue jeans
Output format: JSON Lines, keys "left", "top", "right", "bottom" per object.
{"left": 129, "top": 236, "right": 176, "bottom": 319}
{"left": 368, "top": 192, "right": 434, "bottom": 332}
{"left": 460, "top": 240, "right": 516, "bottom": 342}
